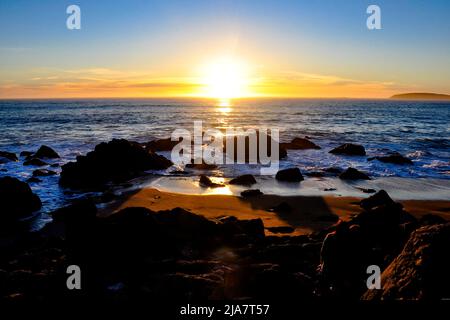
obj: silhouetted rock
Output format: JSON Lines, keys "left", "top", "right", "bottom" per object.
{"left": 362, "top": 223, "right": 450, "bottom": 300}
{"left": 229, "top": 174, "right": 257, "bottom": 186}
{"left": 419, "top": 214, "right": 447, "bottom": 226}
{"left": 330, "top": 143, "right": 366, "bottom": 156}
{"left": 266, "top": 226, "right": 295, "bottom": 234}
{"left": 199, "top": 175, "right": 224, "bottom": 188}
{"left": 52, "top": 198, "right": 97, "bottom": 225}
{"left": 240, "top": 189, "right": 263, "bottom": 198}
{"left": 280, "top": 137, "right": 321, "bottom": 150}
{"left": 0, "top": 176, "right": 41, "bottom": 221}
{"left": 339, "top": 167, "right": 370, "bottom": 180}
{"left": 368, "top": 152, "right": 413, "bottom": 165}
{"left": 0, "top": 151, "right": 18, "bottom": 162}
{"left": 316, "top": 213, "right": 339, "bottom": 222}
{"left": 145, "top": 137, "right": 180, "bottom": 152}
{"left": 23, "top": 158, "right": 48, "bottom": 166}
{"left": 32, "top": 169, "right": 56, "bottom": 177}
{"left": 305, "top": 171, "right": 325, "bottom": 177}
{"left": 59, "top": 139, "right": 172, "bottom": 189}
{"left": 275, "top": 167, "right": 304, "bottom": 182}
{"left": 360, "top": 190, "right": 395, "bottom": 210}
{"left": 34, "top": 145, "right": 60, "bottom": 159}
{"left": 20, "top": 151, "right": 33, "bottom": 157}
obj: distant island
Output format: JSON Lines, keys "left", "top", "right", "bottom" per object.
{"left": 391, "top": 92, "right": 450, "bottom": 101}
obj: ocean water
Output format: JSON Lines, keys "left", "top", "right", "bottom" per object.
{"left": 1, "top": 98, "right": 450, "bottom": 220}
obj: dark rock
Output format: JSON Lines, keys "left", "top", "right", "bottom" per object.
{"left": 247, "top": 264, "right": 314, "bottom": 299}
{"left": 229, "top": 174, "right": 257, "bottom": 186}
{"left": 280, "top": 137, "right": 321, "bottom": 150}
{"left": 0, "top": 176, "right": 42, "bottom": 220}
{"left": 26, "top": 177, "right": 42, "bottom": 183}
{"left": 59, "top": 139, "right": 172, "bottom": 189}
{"left": 34, "top": 145, "right": 60, "bottom": 159}
{"left": 316, "top": 213, "right": 339, "bottom": 222}
{"left": 362, "top": 223, "right": 450, "bottom": 300}
{"left": 339, "top": 167, "right": 370, "bottom": 180}
{"left": 52, "top": 198, "right": 97, "bottom": 224}
{"left": 268, "top": 202, "right": 292, "bottom": 213}
{"left": 0, "top": 151, "right": 18, "bottom": 162}
{"left": 50, "top": 163, "right": 60, "bottom": 168}
{"left": 419, "top": 214, "right": 447, "bottom": 226}
{"left": 360, "top": 190, "right": 395, "bottom": 210}
{"left": 0, "top": 168, "right": 7, "bottom": 172}
{"left": 329, "top": 143, "right": 366, "bottom": 156}
{"left": 32, "top": 169, "right": 56, "bottom": 177}
{"left": 220, "top": 216, "right": 265, "bottom": 238}
{"left": 266, "top": 226, "right": 295, "bottom": 234}
{"left": 145, "top": 137, "right": 179, "bottom": 152}
{"left": 368, "top": 152, "right": 413, "bottom": 165}
{"left": 23, "top": 158, "right": 48, "bottom": 166}
{"left": 20, "top": 151, "right": 33, "bottom": 157}
{"left": 275, "top": 167, "right": 304, "bottom": 182}
{"left": 240, "top": 189, "right": 263, "bottom": 198}
{"left": 199, "top": 175, "right": 224, "bottom": 188}
{"left": 323, "top": 188, "right": 336, "bottom": 192}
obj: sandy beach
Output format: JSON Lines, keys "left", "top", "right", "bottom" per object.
{"left": 102, "top": 187, "right": 450, "bottom": 236}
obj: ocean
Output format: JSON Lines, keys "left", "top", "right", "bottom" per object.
{"left": 1, "top": 98, "right": 450, "bottom": 224}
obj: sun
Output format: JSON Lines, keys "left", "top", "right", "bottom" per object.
{"left": 200, "top": 57, "right": 251, "bottom": 102}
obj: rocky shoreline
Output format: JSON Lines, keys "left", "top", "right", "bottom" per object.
{"left": 0, "top": 138, "right": 449, "bottom": 301}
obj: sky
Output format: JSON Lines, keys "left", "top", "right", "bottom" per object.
{"left": 0, "top": 0, "right": 449, "bottom": 99}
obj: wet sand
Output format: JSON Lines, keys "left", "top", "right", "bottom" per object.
{"left": 102, "top": 188, "right": 450, "bottom": 236}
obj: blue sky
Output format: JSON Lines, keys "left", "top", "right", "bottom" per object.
{"left": 1, "top": 0, "right": 449, "bottom": 98}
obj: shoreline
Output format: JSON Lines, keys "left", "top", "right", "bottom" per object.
{"left": 100, "top": 187, "right": 450, "bottom": 236}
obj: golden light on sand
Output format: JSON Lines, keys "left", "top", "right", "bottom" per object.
{"left": 200, "top": 57, "right": 251, "bottom": 100}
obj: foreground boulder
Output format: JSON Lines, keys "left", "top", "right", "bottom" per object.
{"left": 0, "top": 176, "right": 41, "bottom": 221}
{"left": 362, "top": 223, "right": 450, "bottom": 300}
{"left": 339, "top": 167, "right": 370, "bottom": 180}
{"left": 319, "top": 190, "right": 418, "bottom": 297}
{"left": 360, "top": 190, "right": 394, "bottom": 210}
{"left": 275, "top": 167, "right": 304, "bottom": 182}
{"left": 280, "top": 137, "right": 321, "bottom": 150}
{"left": 329, "top": 143, "right": 366, "bottom": 156}
{"left": 34, "top": 145, "right": 60, "bottom": 159}
{"left": 59, "top": 139, "right": 172, "bottom": 189}
{"left": 229, "top": 174, "right": 257, "bottom": 186}
{"left": 368, "top": 152, "right": 413, "bottom": 165}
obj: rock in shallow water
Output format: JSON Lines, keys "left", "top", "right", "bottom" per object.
{"left": 240, "top": 189, "right": 263, "bottom": 198}
{"left": 34, "top": 145, "right": 60, "bottom": 159}
{"left": 59, "top": 139, "right": 172, "bottom": 189}
{"left": 280, "top": 137, "right": 321, "bottom": 150}
{"left": 275, "top": 167, "right": 304, "bottom": 182}
{"left": 329, "top": 143, "right": 366, "bottom": 156}
{"left": 339, "top": 167, "right": 370, "bottom": 180}
{"left": 0, "top": 176, "right": 41, "bottom": 221}
{"left": 368, "top": 152, "right": 413, "bottom": 165}
{"left": 0, "top": 151, "right": 18, "bottom": 162}
{"left": 199, "top": 175, "right": 224, "bottom": 188}
{"left": 229, "top": 174, "right": 257, "bottom": 186}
